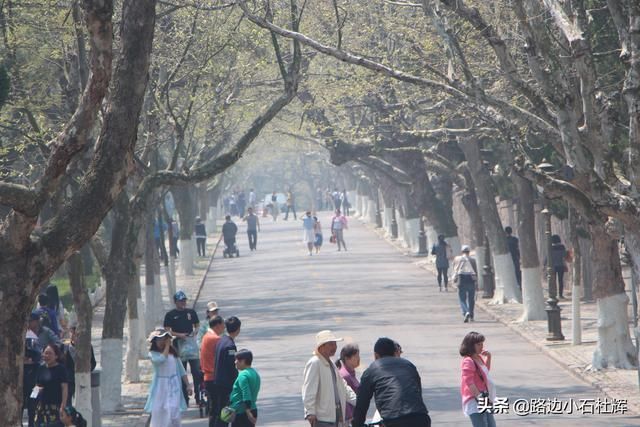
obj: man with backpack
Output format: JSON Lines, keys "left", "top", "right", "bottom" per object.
{"left": 452, "top": 245, "right": 479, "bottom": 323}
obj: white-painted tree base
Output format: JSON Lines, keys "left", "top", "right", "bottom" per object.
{"left": 74, "top": 372, "right": 93, "bottom": 426}
{"left": 168, "top": 256, "right": 177, "bottom": 297}
{"left": 125, "top": 317, "right": 141, "bottom": 381}
{"left": 145, "top": 284, "right": 161, "bottom": 331}
{"left": 396, "top": 214, "right": 407, "bottom": 246}
{"left": 137, "top": 297, "right": 147, "bottom": 358}
{"left": 347, "top": 191, "right": 357, "bottom": 213}
{"left": 592, "top": 292, "right": 637, "bottom": 369}
{"left": 491, "top": 252, "right": 521, "bottom": 304}
{"left": 100, "top": 338, "right": 124, "bottom": 412}
{"left": 367, "top": 199, "right": 377, "bottom": 224}
{"left": 425, "top": 226, "right": 438, "bottom": 255}
{"left": 445, "top": 235, "right": 461, "bottom": 256}
{"left": 154, "top": 273, "right": 164, "bottom": 324}
{"left": 518, "top": 267, "right": 546, "bottom": 321}
{"left": 405, "top": 218, "right": 420, "bottom": 252}
{"left": 209, "top": 206, "right": 218, "bottom": 233}
{"left": 361, "top": 196, "right": 370, "bottom": 220}
{"left": 179, "top": 238, "right": 195, "bottom": 276}
{"left": 356, "top": 194, "right": 363, "bottom": 218}
{"left": 474, "top": 246, "right": 486, "bottom": 292}
{"left": 383, "top": 207, "right": 392, "bottom": 234}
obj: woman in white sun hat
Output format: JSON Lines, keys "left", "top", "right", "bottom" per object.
{"left": 144, "top": 327, "right": 192, "bottom": 427}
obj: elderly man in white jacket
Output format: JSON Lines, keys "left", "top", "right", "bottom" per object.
{"left": 303, "top": 330, "right": 357, "bottom": 426}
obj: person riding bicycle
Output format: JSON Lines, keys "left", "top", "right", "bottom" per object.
{"left": 222, "top": 215, "right": 238, "bottom": 251}
{"left": 352, "top": 337, "right": 431, "bottom": 427}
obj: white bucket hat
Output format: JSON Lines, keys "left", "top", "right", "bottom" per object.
{"left": 315, "top": 330, "right": 343, "bottom": 349}
{"left": 207, "top": 301, "right": 220, "bottom": 312}
{"left": 147, "top": 327, "right": 171, "bottom": 342}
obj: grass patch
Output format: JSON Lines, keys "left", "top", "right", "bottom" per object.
{"left": 50, "top": 273, "right": 102, "bottom": 310}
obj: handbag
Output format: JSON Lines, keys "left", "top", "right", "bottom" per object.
{"left": 220, "top": 406, "right": 236, "bottom": 423}
{"left": 330, "top": 234, "right": 336, "bottom": 244}
{"left": 473, "top": 359, "right": 493, "bottom": 408}
{"left": 175, "top": 335, "right": 199, "bottom": 361}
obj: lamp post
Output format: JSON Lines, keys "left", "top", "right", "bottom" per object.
{"left": 543, "top": 201, "right": 565, "bottom": 341}
{"left": 417, "top": 215, "right": 428, "bottom": 255}
{"left": 391, "top": 200, "right": 398, "bottom": 239}
{"left": 375, "top": 190, "right": 383, "bottom": 228}
{"left": 482, "top": 235, "right": 495, "bottom": 298}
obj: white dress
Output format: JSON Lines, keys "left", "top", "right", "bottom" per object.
{"left": 146, "top": 352, "right": 186, "bottom": 427}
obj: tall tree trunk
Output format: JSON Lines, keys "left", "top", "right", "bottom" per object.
{"left": 172, "top": 186, "right": 196, "bottom": 275}
{"left": 515, "top": 175, "right": 545, "bottom": 320}
{"left": 67, "top": 253, "right": 93, "bottom": 422}
{"left": 459, "top": 138, "right": 520, "bottom": 303}
{"left": 591, "top": 224, "right": 637, "bottom": 369}
{"left": 101, "top": 193, "right": 133, "bottom": 412}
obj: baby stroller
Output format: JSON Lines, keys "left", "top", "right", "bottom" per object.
{"left": 223, "top": 238, "right": 240, "bottom": 258}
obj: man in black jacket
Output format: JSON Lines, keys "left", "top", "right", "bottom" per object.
{"left": 352, "top": 337, "right": 431, "bottom": 427}
{"left": 212, "top": 316, "right": 241, "bottom": 427}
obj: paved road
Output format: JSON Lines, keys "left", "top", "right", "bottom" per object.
{"left": 181, "top": 212, "right": 639, "bottom": 426}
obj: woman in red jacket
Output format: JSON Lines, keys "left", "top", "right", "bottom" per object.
{"left": 459, "top": 332, "right": 496, "bottom": 427}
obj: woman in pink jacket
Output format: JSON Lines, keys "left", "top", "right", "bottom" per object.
{"left": 459, "top": 332, "right": 496, "bottom": 427}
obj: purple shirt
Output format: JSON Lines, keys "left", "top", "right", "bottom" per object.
{"left": 339, "top": 365, "right": 359, "bottom": 420}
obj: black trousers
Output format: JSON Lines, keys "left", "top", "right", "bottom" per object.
{"left": 384, "top": 413, "right": 431, "bottom": 427}
{"left": 182, "top": 359, "right": 203, "bottom": 405}
{"left": 205, "top": 381, "right": 220, "bottom": 427}
{"left": 232, "top": 409, "right": 257, "bottom": 427}
{"left": 23, "top": 364, "right": 37, "bottom": 427}
{"left": 211, "top": 385, "right": 232, "bottom": 427}
{"left": 555, "top": 266, "right": 565, "bottom": 296}
{"left": 437, "top": 267, "right": 448, "bottom": 286}
{"left": 247, "top": 230, "right": 257, "bottom": 250}
{"left": 197, "top": 237, "right": 207, "bottom": 256}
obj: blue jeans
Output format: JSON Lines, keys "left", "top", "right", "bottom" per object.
{"left": 458, "top": 275, "right": 476, "bottom": 317}
{"left": 469, "top": 411, "right": 496, "bottom": 427}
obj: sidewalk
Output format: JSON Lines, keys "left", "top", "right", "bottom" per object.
{"left": 96, "top": 236, "right": 219, "bottom": 426}
{"left": 368, "top": 221, "right": 640, "bottom": 416}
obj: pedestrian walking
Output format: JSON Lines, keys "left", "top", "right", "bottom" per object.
{"left": 313, "top": 216, "right": 323, "bottom": 254}
{"left": 302, "top": 330, "right": 357, "bottom": 427}
{"left": 164, "top": 290, "right": 203, "bottom": 407}
{"left": 228, "top": 349, "right": 261, "bottom": 427}
{"left": 270, "top": 191, "right": 279, "bottom": 221}
{"left": 460, "top": 332, "right": 496, "bottom": 427}
{"left": 197, "top": 301, "right": 221, "bottom": 348}
{"left": 170, "top": 219, "right": 180, "bottom": 257}
{"left": 505, "top": 227, "right": 521, "bottom": 289}
{"left": 331, "top": 209, "right": 348, "bottom": 251}
{"left": 452, "top": 245, "right": 478, "bottom": 323}
{"left": 352, "top": 337, "right": 431, "bottom": 427}
{"left": 431, "top": 235, "right": 453, "bottom": 292}
{"left": 302, "top": 211, "right": 315, "bottom": 256}
{"left": 332, "top": 189, "right": 342, "bottom": 211}
{"left": 200, "top": 316, "right": 226, "bottom": 427}
{"left": 195, "top": 217, "right": 207, "bottom": 257}
{"left": 212, "top": 316, "right": 242, "bottom": 427}
{"left": 237, "top": 191, "right": 246, "bottom": 218}
{"left": 34, "top": 343, "right": 69, "bottom": 427}
{"left": 335, "top": 344, "right": 360, "bottom": 424}
{"left": 62, "top": 323, "right": 97, "bottom": 405}
{"left": 550, "top": 234, "right": 568, "bottom": 299}
{"left": 145, "top": 328, "right": 192, "bottom": 427}
{"left": 317, "top": 188, "right": 324, "bottom": 211}
{"left": 242, "top": 207, "right": 260, "bottom": 251}
{"left": 340, "top": 189, "right": 350, "bottom": 216}
{"left": 60, "top": 406, "right": 87, "bottom": 427}
{"left": 46, "top": 284, "right": 67, "bottom": 335}
{"left": 284, "top": 190, "right": 297, "bottom": 220}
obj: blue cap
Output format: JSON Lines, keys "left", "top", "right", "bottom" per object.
{"left": 173, "top": 290, "right": 187, "bottom": 301}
